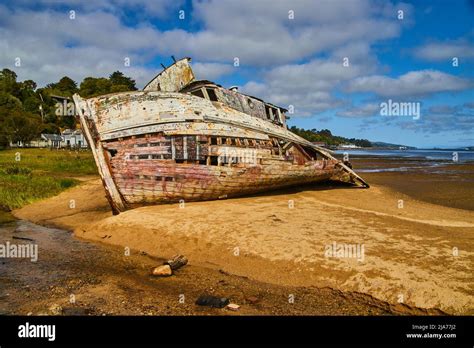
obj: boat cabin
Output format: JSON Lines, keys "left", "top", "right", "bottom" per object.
{"left": 180, "top": 81, "right": 287, "bottom": 127}
{"left": 143, "top": 57, "right": 287, "bottom": 128}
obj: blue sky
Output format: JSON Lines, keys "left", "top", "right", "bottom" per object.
{"left": 0, "top": 0, "right": 473, "bottom": 147}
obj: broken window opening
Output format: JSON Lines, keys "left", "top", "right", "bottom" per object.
{"left": 206, "top": 88, "right": 218, "bottom": 101}
{"left": 265, "top": 105, "right": 272, "bottom": 120}
{"left": 107, "top": 149, "right": 118, "bottom": 157}
{"left": 209, "top": 156, "right": 219, "bottom": 166}
{"left": 191, "top": 89, "right": 205, "bottom": 98}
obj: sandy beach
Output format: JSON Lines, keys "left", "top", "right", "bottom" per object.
{"left": 12, "top": 158, "right": 474, "bottom": 315}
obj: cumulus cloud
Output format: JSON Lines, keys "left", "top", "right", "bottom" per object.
{"left": 10, "top": 0, "right": 184, "bottom": 19}
{"left": 345, "top": 70, "right": 473, "bottom": 97}
{"left": 240, "top": 58, "right": 377, "bottom": 116}
{"left": 191, "top": 62, "right": 234, "bottom": 80}
{"left": 336, "top": 103, "right": 380, "bottom": 117}
{"left": 414, "top": 39, "right": 474, "bottom": 61}
{"left": 0, "top": 5, "right": 161, "bottom": 86}
{"left": 157, "top": 0, "right": 411, "bottom": 66}
{"left": 0, "top": 0, "right": 414, "bottom": 97}
{"left": 396, "top": 103, "right": 474, "bottom": 134}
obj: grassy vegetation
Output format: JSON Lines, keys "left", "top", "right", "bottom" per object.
{"left": 0, "top": 148, "right": 97, "bottom": 212}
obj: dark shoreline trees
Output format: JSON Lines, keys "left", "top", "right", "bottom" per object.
{"left": 0, "top": 69, "right": 137, "bottom": 148}
{"left": 289, "top": 126, "right": 372, "bottom": 147}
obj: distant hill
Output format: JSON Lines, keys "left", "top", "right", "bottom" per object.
{"left": 371, "top": 141, "right": 416, "bottom": 149}
{"left": 289, "top": 126, "right": 372, "bottom": 147}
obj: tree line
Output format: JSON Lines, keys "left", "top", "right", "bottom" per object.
{"left": 0, "top": 69, "right": 137, "bottom": 147}
{"left": 289, "top": 126, "right": 372, "bottom": 147}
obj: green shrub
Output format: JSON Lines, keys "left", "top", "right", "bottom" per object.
{"left": 4, "top": 165, "right": 32, "bottom": 175}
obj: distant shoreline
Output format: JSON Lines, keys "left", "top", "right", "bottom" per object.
{"left": 333, "top": 148, "right": 474, "bottom": 163}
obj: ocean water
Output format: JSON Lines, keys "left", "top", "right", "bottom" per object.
{"left": 334, "top": 149, "right": 474, "bottom": 162}
{"left": 333, "top": 149, "right": 474, "bottom": 174}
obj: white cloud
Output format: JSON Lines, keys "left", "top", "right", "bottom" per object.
{"left": 336, "top": 103, "right": 380, "bottom": 117}
{"left": 11, "top": 0, "right": 184, "bottom": 19}
{"left": 414, "top": 39, "right": 474, "bottom": 61}
{"left": 156, "top": 0, "right": 411, "bottom": 66}
{"left": 345, "top": 70, "right": 473, "bottom": 97}
{"left": 191, "top": 62, "right": 234, "bottom": 80}
{"left": 0, "top": 5, "right": 160, "bottom": 87}
{"left": 241, "top": 57, "right": 377, "bottom": 116}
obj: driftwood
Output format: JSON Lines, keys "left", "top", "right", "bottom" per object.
{"left": 12, "top": 236, "right": 35, "bottom": 242}
{"left": 165, "top": 254, "right": 188, "bottom": 270}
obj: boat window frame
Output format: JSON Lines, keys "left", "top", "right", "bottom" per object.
{"left": 206, "top": 88, "right": 219, "bottom": 102}
{"left": 191, "top": 88, "right": 205, "bottom": 98}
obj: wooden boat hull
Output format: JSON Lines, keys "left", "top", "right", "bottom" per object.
{"left": 73, "top": 91, "right": 368, "bottom": 214}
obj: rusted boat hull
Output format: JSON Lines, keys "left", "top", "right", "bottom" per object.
{"left": 74, "top": 91, "right": 368, "bottom": 214}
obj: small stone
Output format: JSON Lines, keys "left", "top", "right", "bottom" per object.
{"left": 48, "top": 304, "right": 63, "bottom": 315}
{"left": 152, "top": 264, "right": 172, "bottom": 277}
{"left": 246, "top": 296, "right": 259, "bottom": 304}
{"left": 195, "top": 295, "right": 229, "bottom": 308}
{"left": 27, "top": 312, "right": 33, "bottom": 316}
{"left": 62, "top": 307, "right": 89, "bottom": 316}
{"left": 227, "top": 303, "right": 240, "bottom": 311}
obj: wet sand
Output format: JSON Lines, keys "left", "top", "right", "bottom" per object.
{"left": 1, "top": 220, "right": 431, "bottom": 316}
{"left": 352, "top": 158, "right": 474, "bottom": 211}
{"left": 11, "top": 159, "right": 474, "bottom": 315}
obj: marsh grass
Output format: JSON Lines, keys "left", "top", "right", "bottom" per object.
{"left": 0, "top": 148, "right": 97, "bottom": 210}
{"left": 0, "top": 210, "right": 16, "bottom": 224}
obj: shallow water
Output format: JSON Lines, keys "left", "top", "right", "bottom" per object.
{"left": 334, "top": 149, "right": 474, "bottom": 162}
{"left": 0, "top": 220, "right": 108, "bottom": 314}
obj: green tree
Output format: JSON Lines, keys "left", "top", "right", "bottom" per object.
{"left": 79, "top": 77, "right": 112, "bottom": 97}
{"left": 47, "top": 76, "right": 78, "bottom": 96}
{"left": 0, "top": 92, "right": 22, "bottom": 114}
{"left": 109, "top": 71, "right": 137, "bottom": 91}
{"left": 0, "top": 69, "right": 20, "bottom": 97}
{"left": 4, "top": 110, "right": 42, "bottom": 144}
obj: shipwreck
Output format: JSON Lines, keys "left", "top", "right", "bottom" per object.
{"left": 73, "top": 57, "right": 369, "bottom": 214}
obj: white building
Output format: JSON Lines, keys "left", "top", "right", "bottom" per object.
{"left": 339, "top": 144, "right": 360, "bottom": 149}
{"left": 9, "top": 129, "right": 88, "bottom": 149}
{"left": 61, "top": 129, "right": 88, "bottom": 148}
{"left": 41, "top": 134, "right": 63, "bottom": 148}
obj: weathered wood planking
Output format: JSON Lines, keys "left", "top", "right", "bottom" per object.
{"left": 103, "top": 131, "right": 343, "bottom": 205}
{"left": 73, "top": 77, "right": 368, "bottom": 213}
